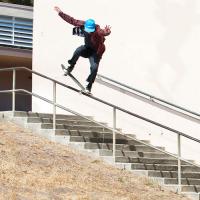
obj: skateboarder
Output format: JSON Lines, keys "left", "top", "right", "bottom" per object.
{"left": 54, "top": 6, "right": 111, "bottom": 93}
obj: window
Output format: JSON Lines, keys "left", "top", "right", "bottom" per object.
{"left": 0, "top": 15, "right": 33, "bottom": 49}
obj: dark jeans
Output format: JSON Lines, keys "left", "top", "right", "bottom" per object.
{"left": 68, "top": 45, "right": 100, "bottom": 86}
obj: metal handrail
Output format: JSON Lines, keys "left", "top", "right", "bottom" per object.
{"left": 2, "top": 88, "right": 200, "bottom": 168}
{"left": 96, "top": 74, "right": 200, "bottom": 122}
{"left": 1, "top": 67, "right": 200, "bottom": 193}
{"left": 0, "top": 67, "right": 200, "bottom": 147}
{"left": 0, "top": 67, "right": 198, "bottom": 141}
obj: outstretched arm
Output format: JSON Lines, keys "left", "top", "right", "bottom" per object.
{"left": 54, "top": 6, "right": 84, "bottom": 27}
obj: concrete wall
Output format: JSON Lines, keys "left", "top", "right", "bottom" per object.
{"left": 33, "top": 0, "right": 200, "bottom": 164}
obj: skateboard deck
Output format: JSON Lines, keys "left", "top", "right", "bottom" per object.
{"left": 61, "top": 64, "right": 92, "bottom": 95}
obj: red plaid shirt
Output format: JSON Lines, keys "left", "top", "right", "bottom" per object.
{"left": 59, "top": 12, "right": 111, "bottom": 58}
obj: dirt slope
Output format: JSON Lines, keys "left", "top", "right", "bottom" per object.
{"left": 0, "top": 120, "right": 190, "bottom": 200}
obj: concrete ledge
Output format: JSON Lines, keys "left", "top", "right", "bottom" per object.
{"left": 0, "top": 46, "right": 32, "bottom": 58}
{"left": 0, "top": 2, "right": 33, "bottom": 18}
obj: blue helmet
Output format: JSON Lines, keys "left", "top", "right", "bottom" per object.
{"left": 84, "top": 19, "right": 96, "bottom": 33}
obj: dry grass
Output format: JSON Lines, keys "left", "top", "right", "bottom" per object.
{"left": 0, "top": 120, "right": 190, "bottom": 200}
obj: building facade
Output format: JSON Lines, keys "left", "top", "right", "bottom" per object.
{"left": 0, "top": 2, "right": 33, "bottom": 111}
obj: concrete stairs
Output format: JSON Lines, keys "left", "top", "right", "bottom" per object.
{"left": 1, "top": 111, "right": 200, "bottom": 200}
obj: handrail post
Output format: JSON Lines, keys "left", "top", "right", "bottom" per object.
{"left": 53, "top": 81, "right": 56, "bottom": 131}
{"left": 12, "top": 69, "right": 16, "bottom": 116}
{"left": 113, "top": 107, "right": 116, "bottom": 162}
{"left": 177, "top": 134, "right": 182, "bottom": 194}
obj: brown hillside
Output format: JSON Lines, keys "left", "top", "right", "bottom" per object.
{"left": 0, "top": 120, "right": 189, "bottom": 200}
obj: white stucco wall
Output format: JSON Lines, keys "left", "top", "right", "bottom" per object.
{"left": 33, "top": 0, "right": 200, "bottom": 164}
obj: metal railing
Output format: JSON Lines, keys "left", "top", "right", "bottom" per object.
{"left": 1, "top": 67, "right": 200, "bottom": 194}
{"left": 96, "top": 74, "right": 200, "bottom": 124}
{"left": 0, "top": 15, "right": 33, "bottom": 49}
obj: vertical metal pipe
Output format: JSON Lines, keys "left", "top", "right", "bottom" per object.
{"left": 113, "top": 107, "right": 116, "bottom": 162}
{"left": 53, "top": 81, "right": 56, "bottom": 131}
{"left": 12, "top": 69, "right": 16, "bottom": 116}
{"left": 177, "top": 134, "right": 182, "bottom": 194}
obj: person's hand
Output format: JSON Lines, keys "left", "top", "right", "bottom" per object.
{"left": 54, "top": 6, "right": 62, "bottom": 13}
{"left": 105, "top": 25, "right": 111, "bottom": 32}
{"left": 104, "top": 25, "right": 111, "bottom": 35}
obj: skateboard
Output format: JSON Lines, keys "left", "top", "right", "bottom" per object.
{"left": 61, "top": 64, "right": 92, "bottom": 95}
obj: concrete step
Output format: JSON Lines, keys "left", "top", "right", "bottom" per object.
{"left": 98, "top": 149, "right": 173, "bottom": 158}
{"left": 181, "top": 192, "right": 200, "bottom": 200}
{"left": 116, "top": 157, "right": 189, "bottom": 165}
{"left": 27, "top": 117, "right": 107, "bottom": 126}
{"left": 41, "top": 123, "right": 111, "bottom": 132}
{"left": 164, "top": 178, "right": 200, "bottom": 185}
{"left": 54, "top": 129, "right": 110, "bottom": 136}
{"left": 130, "top": 163, "right": 199, "bottom": 172}
{"left": 69, "top": 135, "right": 146, "bottom": 145}
{"left": 181, "top": 185, "right": 200, "bottom": 193}
{"left": 67, "top": 130, "right": 139, "bottom": 142}
{"left": 13, "top": 111, "right": 93, "bottom": 120}
{"left": 148, "top": 171, "right": 200, "bottom": 179}
{"left": 163, "top": 184, "right": 200, "bottom": 199}
{"left": 54, "top": 129, "right": 132, "bottom": 137}
{"left": 70, "top": 135, "right": 129, "bottom": 144}
{"left": 84, "top": 142, "right": 164, "bottom": 152}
